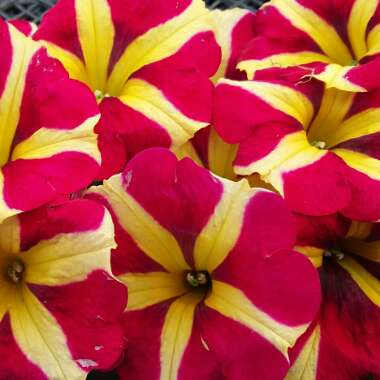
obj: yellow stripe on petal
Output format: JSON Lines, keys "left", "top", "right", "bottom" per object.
{"left": 265, "top": 147, "right": 326, "bottom": 196}
{"left": 194, "top": 179, "right": 253, "bottom": 273}
{"left": 238, "top": 52, "right": 331, "bottom": 80}
{"left": 307, "top": 88, "right": 354, "bottom": 146}
{"left": 208, "top": 128, "right": 238, "bottom": 181}
{"left": 0, "top": 25, "right": 40, "bottom": 166}
{"left": 285, "top": 325, "right": 320, "bottom": 380}
{"left": 90, "top": 175, "right": 190, "bottom": 272}
{"left": 160, "top": 293, "right": 201, "bottom": 380}
{"left": 312, "top": 64, "right": 366, "bottom": 92}
{"left": 270, "top": 0, "right": 352, "bottom": 64}
{"left": 295, "top": 246, "right": 324, "bottom": 268}
{"left": 219, "top": 79, "right": 314, "bottom": 127}
{"left": 106, "top": 0, "right": 213, "bottom": 95}
{"left": 11, "top": 114, "right": 101, "bottom": 162}
{"left": 120, "top": 79, "right": 208, "bottom": 149}
{"left": 173, "top": 141, "right": 203, "bottom": 167}
{"left": 119, "top": 272, "right": 188, "bottom": 311}
{"left": 342, "top": 239, "right": 380, "bottom": 263}
{"left": 206, "top": 281, "right": 307, "bottom": 357}
{"left": 211, "top": 8, "right": 251, "bottom": 82}
{"left": 0, "top": 171, "right": 18, "bottom": 223}
{"left": 43, "top": 42, "right": 88, "bottom": 83}
{"left": 339, "top": 256, "right": 380, "bottom": 306}
{"left": 325, "top": 108, "right": 380, "bottom": 148}
{"left": 367, "top": 24, "right": 380, "bottom": 56}
{"left": 234, "top": 131, "right": 322, "bottom": 195}
{"left": 345, "top": 221, "right": 372, "bottom": 239}
{"left": 23, "top": 211, "right": 115, "bottom": 286}
{"left": 0, "top": 280, "right": 16, "bottom": 322}
{"left": 0, "top": 216, "right": 20, "bottom": 254}
{"left": 348, "top": 0, "right": 378, "bottom": 60}
{"left": 333, "top": 149, "right": 380, "bottom": 181}
{"left": 10, "top": 286, "right": 85, "bottom": 379}
{"left": 75, "top": 0, "right": 115, "bottom": 92}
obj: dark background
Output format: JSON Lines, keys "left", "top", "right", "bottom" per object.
{"left": 0, "top": 0, "right": 266, "bottom": 23}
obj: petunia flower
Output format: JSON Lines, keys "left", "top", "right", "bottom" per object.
{"left": 0, "top": 20, "right": 101, "bottom": 223}
{"left": 214, "top": 67, "right": 380, "bottom": 220}
{"left": 0, "top": 199, "right": 127, "bottom": 379}
{"left": 87, "top": 148, "right": 321, "bottom": 380}
{"left": 34, "top": 0, "right": 222, "bottom": 179}
{"left": 175, "top": 8, "right": 256, "bottom": 181}
{"left": 288, "top": 213, "right": 380, "bottom": 379}
{"left": 237, "top": 0, "right": 380, "bottom": 92}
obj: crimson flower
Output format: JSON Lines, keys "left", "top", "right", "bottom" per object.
{"left": 35, "top": 0, "right": 223, "bottom": 179}
{"left": 238, "top": 0, "right": 380, "bottom": 92}
{"left": 289, "top": 213, "right": 380, "bottom": 379}
{"left": 0, "top": 200, "right": 127, "bottom": 379}
{"left": 0, "top": 20, "right": 101, "bottom": 223}
{"left": 215, "top": 67, "right": 380, "bottom": 220}
{"left": 88, "top": 148, "right": 320, "bottom": 380}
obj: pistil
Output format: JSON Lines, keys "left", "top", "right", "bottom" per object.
{"left": 6, "top": 259, "right": 25, "bottom": 284}
{"left": 185, "top": 270, "right": 211, "bottom": 289}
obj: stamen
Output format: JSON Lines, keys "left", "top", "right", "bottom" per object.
{"left": 6, "top": 259, "right": 25, "bottom": 284}
{"left": 94, "top": 89, "right": 110, "bottom": 102}
{"left": 324, "top": 249, "right": 345, "bottom": 261}
{"left": 311, "top": 140, "right": 327, "bottom": 150}
{"left": 185, "top": 270, "right": 211, "bottom": 288}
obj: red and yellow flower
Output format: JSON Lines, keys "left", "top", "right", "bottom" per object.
{"left": 0, "top": 20, "right": 100, "bottom": 223}
{"left": 288, "top": 213, "right": 380, "bottom": 379}
{"left": 215, "top": 67, "right": 380, "bottom": 220}
{"left": 0, "top": 199, "right": 127, "bottom": 379}
{"left": 175, "top": 8, "right": 257, "bottom": 181}
{"left": 88, "top": 148, "right": 321, "bottom": 380}
{"left": 35, "top": 0, "right": 223, "bottom": 178}
{"left": 238, "top": 0, "right": 380, "bottom": 92}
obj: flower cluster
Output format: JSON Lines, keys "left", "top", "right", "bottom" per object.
{"left": 0, "top": 0, "right": 379, "bottom": 379}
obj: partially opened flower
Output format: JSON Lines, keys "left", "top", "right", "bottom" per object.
{"left": 35, "top": 0, "right": 222, "bottom": 178}
{"left": 0, "top": 20, "right": 100, "bottom": 223}
{"left": 288, "top": 214, "right": 380, "bottom": 379}
{"left": 238, "top": 0, "right": 380, "bottom": 92}
{"left": 0, "top": 199, "right": 127, "bottom": 379}
{"left": 215, "top": 67, "right": 380, "bottom": 220}
{"left": 175, "top": 8, "right": 256, "bottom": 181}
{"left": 88, "top": 148, "right": 321, "bottom": 380}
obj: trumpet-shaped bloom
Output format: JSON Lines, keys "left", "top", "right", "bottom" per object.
{"left": 88, "top": 148, "right": 321, "bottom": 380}
{"left": 175, "top": 8, "right": 255, "bottom": 181}
{"left": 0, "top": 20, "right": 101, "bottom": 223}
{"left": 0, "top": 199, "right": 127, "bottom": 379}
{"left": 238, "top": 0, "right": 380, "bottom": 92}
{"left": 215, "top": 67, "right": 380, "bottom": 219}
{"left": 288, "top": 213, "right": 380, "bottom": 379}
{"left": 35, "top": 0, "right": 222, "bottom": 178}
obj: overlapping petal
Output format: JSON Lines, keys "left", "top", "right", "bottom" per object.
{"left": 0, "top": 199, "right": 127, "bottom": 379}
{"left": 290, "top": 214, "right": 380, "bottom": 379}
{"left": 87, "top": 148, "right": 320, "bottom": 380}
{"left": 215, "top": 68, "right": 380, "bottom": 219}
{"left": 0, "top": 20, "right": 100, "bottom": 223}
{"left": 174, "top": 8, "right": 256, "bottom": 181}
{"left": 238, "top": 0, "right": 380, "bottom": 92}
{"left": 35, "top": 0, "right": 222, "bottom": 178}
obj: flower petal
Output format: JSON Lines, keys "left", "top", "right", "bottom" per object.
{"left": 0, "top": 22, "right": 100, "bottom": 222}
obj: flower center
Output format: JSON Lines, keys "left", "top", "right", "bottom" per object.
{"left": 310, "top": 140, "right": 327, "bottom": 150}
{"left": 185, "top": 270, "right": 211, "bottom": 289}
{"left": 5, "top": 259, "right": 25, "bottom": 284}
{"left": 94, "top": 89, "right": 110, "bottom": 103}
{"left": 323, "top": 248, "right": 345, "bottom": 261}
